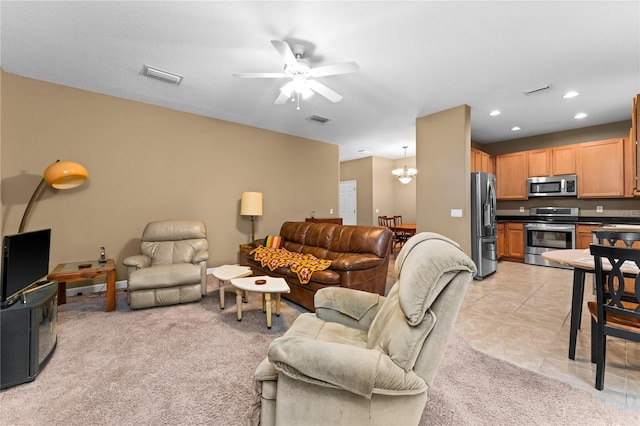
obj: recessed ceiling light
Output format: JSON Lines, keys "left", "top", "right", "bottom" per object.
{"left": 489, "top": 110, "right": 501, "bottom": 116}
{"left": 574, "top": 112, "right": 588, "bottom": 119}
{"left": 511, "top": 126, "right": 521, "bottom": 131}
{"left": 563, "top": 91, "right": 579, "bottom": 99}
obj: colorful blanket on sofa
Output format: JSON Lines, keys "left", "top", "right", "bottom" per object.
{"left": 249, "top": 246, "right": 332, "bottom": 284}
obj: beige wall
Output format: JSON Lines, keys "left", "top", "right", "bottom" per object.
{"left": 481, "top": 120, "right": 631, "bottom": 155}
{"left": 1, "top": 72, "right": 339, "bottom": 280}
{"left": 391, "top": 156, "right": 417, "bottom": 223}
{"left": 340, "top": 155, "right": 417, "bottom": 226}
{"left": 372, "top": 157, "right": 394, "bottom": 224}
{"left": 416, "top": 105, "right": 471, "bottom": 254}
{"left": 339, "top": 157, "right": 373, "bottom": 225}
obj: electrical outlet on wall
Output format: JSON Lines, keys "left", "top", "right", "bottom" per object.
{"left": 519, "top": 207, "right": 525, "bottom": 212}
{"left": 596, "top": 206, "right": 603, "bottom": 213}
{"left": 330, "top": 208, "right": 333, "bottom": 214}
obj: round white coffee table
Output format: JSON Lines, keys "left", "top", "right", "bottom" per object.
{"left": 230, "top": 275, "right": 290, "bottom": 328}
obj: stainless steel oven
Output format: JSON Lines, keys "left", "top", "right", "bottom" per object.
{"left": 524, "top": 207, "right": 578, "bottom": 269}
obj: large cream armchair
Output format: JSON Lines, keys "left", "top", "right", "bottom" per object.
{"left": 123, "top": 220, "right": 209, "bottom": 310}
{"left": 248, "top": 232, "right": 476, "bottom": 425}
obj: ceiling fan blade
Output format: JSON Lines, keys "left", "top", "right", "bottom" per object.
{"left": 309, "top": 62, "right": 359, "bottom": 77}
{"left": 233, "top": 72, "right": 287, "bottom": 79}
{"left": 307, "top": 80, "right": 343, "bottom": 103}
{"left": 271, "top": 40, "right": 298, "bottom": 67}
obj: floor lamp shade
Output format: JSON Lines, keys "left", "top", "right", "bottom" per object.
{"left": 240, "top": 192, "right": 263, "bottom": 216}
{"left": 241, "top": 192, "right": 263, "bottom": 242}
{"left": 44, "top": 161, "right": 89, "bottom": 189}
{"left": 19, "top": 160, "right": 89, "bottom": 233}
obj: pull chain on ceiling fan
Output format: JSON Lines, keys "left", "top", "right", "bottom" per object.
{"left": 233, "top": 40, "right": 359, "bottom": 110}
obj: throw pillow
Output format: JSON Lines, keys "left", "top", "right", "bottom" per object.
{"left": 263, "top": 235, "right": 283, "bottom": 249}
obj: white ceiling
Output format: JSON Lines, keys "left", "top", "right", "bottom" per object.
{"left": 1, "top": 1, "right": 638, "bottom": 161}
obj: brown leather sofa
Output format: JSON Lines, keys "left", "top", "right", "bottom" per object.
{"left": 245, "top": 221, "right": 393, "bottom": 311}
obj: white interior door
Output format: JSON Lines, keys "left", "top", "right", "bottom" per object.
{"left": 339, "top": 180, "right": 357, "bottom": 225}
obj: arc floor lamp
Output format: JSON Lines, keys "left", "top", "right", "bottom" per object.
{"left": 19, "top": 160, "right": 89, "bottom": 233}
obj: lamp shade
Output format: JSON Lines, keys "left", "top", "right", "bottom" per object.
{"left": 43, "top": 161, "right": 89, "bottom": 189}
{"left": 241, "top": 192, "right": 263, "bottom": 216}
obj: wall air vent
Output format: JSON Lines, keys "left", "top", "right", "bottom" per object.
{"left": 523, "top": 85, "right": 551, "bottom": 96}
{"left": 306, "top": 115, "right": 330, "bottom": 124}
{"left": 143, "top": 65, "right": 183, "bottom": 84}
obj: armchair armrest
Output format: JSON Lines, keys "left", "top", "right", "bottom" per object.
{"left": 123, "top": 255, "right": 151, "bottom": 269}
{"left": 268, "top": 335, "right": 426, "bottom": 398}
{"left": 314, "top": 287, "right": 384, "bottom": 330}
{"left": 192, "top": 249, "right": 209, "bottom": 264}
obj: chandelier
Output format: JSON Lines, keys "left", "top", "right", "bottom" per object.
{"left": 392, "top": 146, "right": 417, "bottom": 184}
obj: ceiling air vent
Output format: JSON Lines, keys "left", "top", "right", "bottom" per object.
{"left": 143, "top": 65, "right": 183, "bottom": 84}
{"left": 523, "top": 85, "right": 551, "bottom": 96}
{"left": 306, "top": 115, "right": 330, "bottom": 124}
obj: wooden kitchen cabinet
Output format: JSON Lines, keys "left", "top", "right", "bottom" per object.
{"left": 551, "top": 145, "right": 577, "bottom": 175}
{"left": 576, "top": 224, "right": 598, "bottom": 249}
{"left": 497, "top": 222, "right": 506, "bottom": 259}
{"left": 496, "top": 152, "right": 528, "bottom": 200}
{"left": 471, "top": 148, "right": 494, "bottom": 174}
{"left": 502, "top": 222, "right": 524, "bottom": 261}
{"left": 527, "top": 149, "right": 551, "bottom": 177}
{"left": 527, "top": 146, "right": 576, "bottom": 177}
{"left": 630, "top": 94, "right": 639, "bottom": 196}
{"left": 577, "top": 138, "right": 625, "bottom": 198}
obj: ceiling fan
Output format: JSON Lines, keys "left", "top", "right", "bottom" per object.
{"left": 233, "top": 40, "right": 359, "bottom": 109}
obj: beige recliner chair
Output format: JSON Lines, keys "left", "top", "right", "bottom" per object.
{"left": 123, "top": 220, "right": 209, "bottom": 310}
{"left": 248, "top": 232, "right": 476, "bottom": 426}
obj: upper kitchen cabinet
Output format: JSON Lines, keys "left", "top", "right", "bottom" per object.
{"left": 577, "top": 138, "right": 625, "bottom": 198}
{"left": 551, "top": 145, "right": 577, "bottom": 175}
{"left": 631, "top": 94, "right": 639, "bottom": 196}
{"left": 471, "top": 148, "right": 494, "bottom": 174}
{"left": 496, "top": 152, "right": 528, "bottom": 200}
{"left": 527, "top": 145, "right": 577, "bottom": 177}
{"left": 527, "top": 149, "right": 550, "bottom": 177}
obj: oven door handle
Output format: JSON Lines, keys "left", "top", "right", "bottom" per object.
{"left": 524, "top": 223, "right": 576, "bottom": 232}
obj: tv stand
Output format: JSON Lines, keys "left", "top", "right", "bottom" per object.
{"left": 0, "top": 283, "right": 57, "bottom": 389}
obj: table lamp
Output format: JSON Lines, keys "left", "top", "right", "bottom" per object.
{"left": 19, "top": 160, "right": 89, "bottom": 233}
{"left": 240, "top": 192, "right": 263, "bottom": 242}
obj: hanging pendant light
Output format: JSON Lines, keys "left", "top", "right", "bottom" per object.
{"left": 392, "top": 146, "right": 417, "bottom": 184}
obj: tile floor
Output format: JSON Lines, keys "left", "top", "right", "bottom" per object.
{"left": 454, "top": 260, "right": 639, "bottom": 410}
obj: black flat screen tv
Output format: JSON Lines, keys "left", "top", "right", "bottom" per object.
{"left": 1, "top": 229, "right": 51, "bottom": 305}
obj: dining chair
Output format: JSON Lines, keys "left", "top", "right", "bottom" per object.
{"left": 567, "top": 230, "right": 640, "bottom": 361}
{"left": 594, "top": 230, "right": 640, "bottom": 249}
{"left": 393, "top": 215, "right": 409, "bottom": 249}
{"left": 588, "top": 243, "right": 640, "bottom": 390}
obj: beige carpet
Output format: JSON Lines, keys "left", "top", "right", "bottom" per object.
{"left": 0, "top": 279, "right": 636, "bottom": 426}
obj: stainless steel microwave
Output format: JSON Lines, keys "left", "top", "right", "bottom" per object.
{"left": 527, "top": 174, "right": 577, "bottom": 197}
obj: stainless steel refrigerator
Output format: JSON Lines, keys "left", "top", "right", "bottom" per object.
{"left": 471, "top": 172, "right": 498, "bottom": 279}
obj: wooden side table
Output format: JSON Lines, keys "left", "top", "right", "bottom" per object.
{"left": 47, "top": 259, "right": 116, "bottom": 312}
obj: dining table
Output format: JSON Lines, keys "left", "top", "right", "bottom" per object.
{"left": 390, "top": 223, "right": 417, "bottom": 236}
{"left": 541, "top": 248, "right": 640, "bottom": 360}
